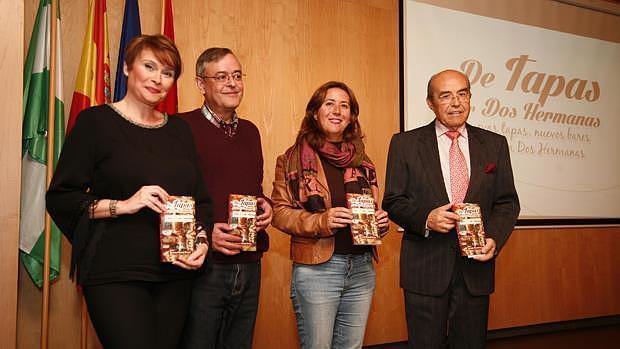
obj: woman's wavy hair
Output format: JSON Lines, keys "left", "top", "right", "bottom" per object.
{"left": 296, "top": 81, "right": 363, "bottom": 149}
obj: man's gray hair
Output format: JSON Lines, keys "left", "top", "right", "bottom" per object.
{"left": 196, "top": 47, "right": 235, "bottom": 76}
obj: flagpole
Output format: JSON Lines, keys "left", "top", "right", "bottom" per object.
{"left": 81, "top": 295, "right": 88, "bottom": 349}
{"left": 41, "top": 0, "right": 58, "bottom": 347}
{"left": 160, "top": 0, "right": 166, "bottom": 33}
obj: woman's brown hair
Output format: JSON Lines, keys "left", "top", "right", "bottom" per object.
{"left": 296, "top": 81, "right": 363, "bottom": 149}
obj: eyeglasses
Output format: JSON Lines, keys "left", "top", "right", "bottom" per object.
{"left": 436, "top": 90, "right": 471, "bottom": 104}
{"left": 198, "top": 72, "right": 245, "bottom": 83}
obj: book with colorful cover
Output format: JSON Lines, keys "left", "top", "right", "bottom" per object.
{"left": 452, "top": 203, "right": 486, "bottom": 258}
{"left": 160, "top": 196, "right": 197, "bottom": 262}
{"left": 228, "top": 194, "right": 257, "bottom": 251}
{"left": 346, "top": 193, "right": 382, "bottom": 245}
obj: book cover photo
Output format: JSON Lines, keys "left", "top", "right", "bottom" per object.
{"left": 346, "top": 193, "right": 382, "bottom": 245}
{"left": 228, "top": 194, "right": 257, "bottom": 251}
{"left": 160, "top": 196, "right": 197, "bottom": 262}
{"left": 452, "top": 203, "right": 486, "bottom": 258}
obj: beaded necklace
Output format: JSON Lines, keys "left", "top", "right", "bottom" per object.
{"left": 108, "top": 103, "right": 168, "bottom": 129}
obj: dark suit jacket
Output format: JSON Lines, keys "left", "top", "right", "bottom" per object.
{"left": 382, "top": 121, "right": 520, "bottom": 296}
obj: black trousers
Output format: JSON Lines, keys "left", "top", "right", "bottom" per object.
{"left": 83, "top": 279, "right": 193, "bottom": 349}
{"left": 404, "top": 257, "right": 490, "bottom": 349}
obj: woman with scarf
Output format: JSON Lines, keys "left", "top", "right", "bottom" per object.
{"left": 271, "top": 81, "right": 389, "bottom": 349}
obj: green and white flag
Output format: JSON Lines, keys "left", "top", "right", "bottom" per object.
{"left": 20, "top": 0, "right": 65, "bottom": 288}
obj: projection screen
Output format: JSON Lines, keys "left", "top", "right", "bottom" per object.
{"left": 401, "top": 0, "right": 620, "bottom": 223}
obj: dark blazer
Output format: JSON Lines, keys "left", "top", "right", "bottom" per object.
{"left": 382, "top": 121, "right": 519, "bottom": 296}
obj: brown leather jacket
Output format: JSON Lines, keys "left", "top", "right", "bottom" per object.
{"left": 271, "top": 153, "right": 378, "bottom": 265}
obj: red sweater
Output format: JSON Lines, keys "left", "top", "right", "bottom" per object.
{"left": 177, "top": 109, "right": 268, "bottom": 263}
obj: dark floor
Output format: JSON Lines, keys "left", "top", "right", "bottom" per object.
{"left": 363, "top": 323, "right": 620, "bottom": 349}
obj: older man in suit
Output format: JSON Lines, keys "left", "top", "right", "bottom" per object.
{"left": 383, "top": 70, "right": 520, "bottom": 349}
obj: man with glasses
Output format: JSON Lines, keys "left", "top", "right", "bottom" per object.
{"left": 178, "top": 47, "right": 272, "bottom": 349}
{"left": 383, "top": 69, "right": 520, "bottom": 348}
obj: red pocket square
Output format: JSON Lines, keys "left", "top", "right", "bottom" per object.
{"left": 484, "top": 163, "right": 497, "bottom": 173}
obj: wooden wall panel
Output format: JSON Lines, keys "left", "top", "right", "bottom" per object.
{"left": 18, "top": 0, "right": 401, "bottom": 348}
{"left": 417, "top": 0, "right": 620, "bottom": 43}
{"left": 174, "top": 1, "right": 401, "bottom": 347}
{"left": 13, "top": 0, "right": 619, "bottom": 348}
{"left": 490, "top": 227, "right": 620, "bottom": 329}
{"left": 0, "top": 0, "right": 23, "bottom": 348}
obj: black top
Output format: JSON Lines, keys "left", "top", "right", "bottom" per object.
{"left": 47, "top": 104, "right": 213, "bottom": 285}
{"left": 177, "top": 108, "right": 269, "bottom": 263}
{"left": 320, "top": 156, "right": 371, "bottom": 255}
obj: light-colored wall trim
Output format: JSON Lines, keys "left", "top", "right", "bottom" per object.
{"left": 0, "top": 0, "right": 24, "bottom": 348}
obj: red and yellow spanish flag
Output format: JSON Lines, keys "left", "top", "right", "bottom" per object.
{"left": 67, "top": 0, "right": 110, "bottom": 133}
{"left": 156, "top": 0, "right": 178, "bottom": 115}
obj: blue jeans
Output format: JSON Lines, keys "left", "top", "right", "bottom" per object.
{"left": 291, "top": 253, "right": 376, "bottom": 349}
{"left": 181, "top": 262, "right": 261, "bottom": 349}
